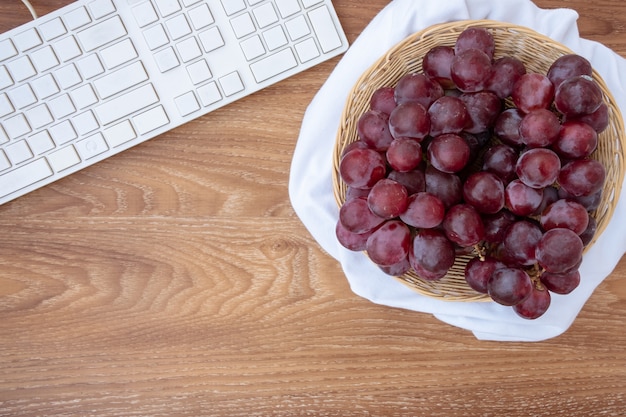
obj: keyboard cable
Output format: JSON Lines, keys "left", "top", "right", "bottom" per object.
{"left": 21, "top": 0, "right": 38, "bottom": 20}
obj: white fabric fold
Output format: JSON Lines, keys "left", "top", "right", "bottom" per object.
{"left": 288, "top": 0, "right": 626, "bottom": 341}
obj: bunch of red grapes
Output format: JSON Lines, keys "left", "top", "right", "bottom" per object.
{"left": 336, "top": 26, "right": 610, "bottom": 319}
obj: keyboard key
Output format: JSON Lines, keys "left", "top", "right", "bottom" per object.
{"left": 75, "top": 54, "right": 105, "bottom": 79}
{"left": 94, "top": 61, "right": 148, "bottom": 99}
{"left": 197, "top": 81, "right": 222, "bottom": 106}
{"left": 48, "top": 145, "right": 81, "bottom": 172}
{"left": 219, "top": 72, "right": 244, "bottom": 96}
{"left": 4, "top": 114, "right": 31, "bottom": 139}
{"left": 14, "top": 28, "right": 42, "bottom": 52}
{"left": 154, "top": 47, "right": 180, "bottom": 72}
{"left": 132, "top": 1, "right": 159, "bottom": 27}
{"left": 253, "top": 3, "right": 279, "bottom": 28}
{"left": 240, "top": 35, "right": 265, "bottom": 61}
{"left": 153, "top": 0, "right": 182, "bottom": 17}
{"left": 5, "top": 140, "right": 33, "bottom": 164}
{"left": 100, "top": 39, "right": 138, "bottom": 69}
{"left": 249, "top": 48, "right": 297, "bottom": 82}
{"left": 27, "top": 131, "right": 56, "bottom": 155}
{"left": 39, "top": 18, "right": 67, "bottom": 41}
{"left": 31, "top": 74, "right": 60, "bottom": 99}
{"left": 143, "top": 24, "right": 169, "bottom": 50}
{"left": 230, "top": 13, "right": 256, "bottom": 39}
{"left": 0, "top": 94, "right": 14, "bottom": 117}
{"left": 95, "top": 83, "right": 159, "bottom": 125}
{"left": 285, "top": 15, "right": 310, "bottom": 41}
{"left": 31, "top": 46, "right": 60, "bottom": 72}
{"left": 176, "top": 37, "right": 202, "bottom": 63}
{"left": 49, "top": 120, "right": 77, "bottom": 145}
{"left": 221, "top": 0, "right": 246, "bottom": 16}
{"left": 166, "top": 15, "right": 192, "bottom": 40}
{"left": 188, "top": 4, "right": 214, "bottom": 30}
{"left": 54, "top": 63, "right": 82, "bottom": 89}
{"left": 263, "top": 26, "right": 288, "bottom": 50}
{"left": 174, "top": 91, "right": 200, "bottom": 116}
{"left": 0, "top": 39, "right": 18, "bottom": 62}
{"left": 7, "top": 56, "right": 36, "bottom": 82}
{"left": 77, "top": 16, "right": 127, "bottom": 52}
{"left": 198, "top": 27, "right": 224, "bottom": 52}
{"left": 103, "top": 120, "right": 137, "bottom": 147}
{"left": 54, "top": 35, "right": 82, "bottom": 62}
{"left": 88, "top": 0, "right": 116, "bottom": 19}
{"left": 76, "top": 132, "right": 109, "bottom": 159}
{"left": 132, "top": 105, "right": 169, "bottom": 134}
{"left": 0, "top": 158, "right": 53, "bottom": 198}
{"left": 295, "top": 38, "right": 319, "bottom": 63}
{"left": 0, "top": 66, "right": 13, "bottom": 89}
{"left": 73, "top": 110, "right": 99, "bottom": 135}
{"left": 186, "top": 59, "right": 212, "bottom": 84}
{"left": 64, "top": 6, "right": 92, "bottom": 30}
{"left": 71, "top": 84, "right": 98, "bottom": 109}
{"left": 275, "top": 0, "right": 301, "bottom": 18}
{"left": 308, "top": 6, "right": 342, "bottom": 53}
{"left": 49, "top": 94, "right": 77, "bottom": 119}
{"left": 8, "top": 84, "right": 36, "bottom": 109}
{"left": 25, "top": 104, "right": 54, "bottom": 129}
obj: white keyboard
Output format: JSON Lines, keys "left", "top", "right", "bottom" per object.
{"left": 0, "top": 0, "right": 348, "bottom": 204}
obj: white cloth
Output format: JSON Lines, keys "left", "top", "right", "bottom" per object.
{"left": 288, "top": 0, "right": 626, "bottom": 341}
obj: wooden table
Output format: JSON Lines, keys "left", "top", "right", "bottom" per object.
{"left": 1, "top": 1, "right": 624, "bottom": 415}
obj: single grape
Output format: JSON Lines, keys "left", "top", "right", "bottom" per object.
{"left": 454, "top": 27, "right": 495, "bottom": 59}
{"left": 422, "top": 45, "right": 455, "bottom": 88}
{"left": 339, "top": 147, "right": 387, "bottom": 189}
{"left": 339, "top": 196, "right": 385, "bottom": 234}
{"left": 512, "top": 73, "right": 555, "bottom": 113}
{"left": 558, "top": 185, "right": 603, "bottom": 211}
{"left": 389, "top": 101, "right": 431, "bottom": 140}
{"left": 386, "top": 137, "right": 423, "bottom": 172}
{"left": 504, "top": 179, "right": 544, "bottom": 217}
{"left": 463, "top": 171, "right": 505, "bottom": 214}
{"left": 540, "top": 269, "right": 581, "bottom": 294}
{"left": 345, "top": 186, "right": 370, "bottom": 201}
{"left": 428, "top": 96, "right": 470, "bottom": 136}
{"left": 335, "top": 219, "right": 376, "bottom": 251}
{"left": 451, "top": 49, "right": 493, "bottom": 93}
{"left": 341, "top": 139, "right": 370, "bottom": 157}
{"left": 357, "top": 110, "right": 394, "bottom": 151}
{"left": 424, "top": 165, "right": 463, "bottom": 208}
{"left": 554, "top": 75, "right": 603, "bottom": 117}
{"left": 482, "top": 143, "right": 518, "bottom": 184}
{"left": 570, "top": 102, "right": 609, "bottom": 133}
{"left": 540, "top": 199, "right": 589, "bottom": 235}
{"left": 519, "top": 108, "right": 561, "bottom": 148}
{"left": 394, "top": 72, "right": 444, "bottom": 108}
{"left": 547, "top": 54, "right": 593, "bottom": 89}
{"left": 533, "top": 185, "right": 559, "bottom": 216}
{"left": 482, "top": 209, "right": 517, "bottom": 244}
{"left": 494, "top": 108, "right": 525, "bottom": 147}
{"left": 579, "top": 215, "right": 597, "bottom": 246}
{"left": 411, "top": 229, "right": 456, "bottom": 279}
{"left": 459, "top": 91, "right": 502, "bottom": 134}
{"left": 427, "top": 133, "right": 471, "bottom": 173}
{"left": 442, "top": 203, "right": 485, "bottom": 247}
{"left": 513, "top": 285, "right": 551, "bottom": 319}
{"left": 485, "top": 56, "right": 527, "bottom": 99}
{"left": 487, "top": 267, "right": 533, "bottom": 306}
{"left": 388, "top": 168, "right": 426, "bottom": 195}
{"left": 515, "top": 148, "right": 561, "bottom": 189}
{"left": 465, "top": 256, "right": 504, "bottom": 294}
{"left": 399, "top": 192, "right": 445, "bottom": 229}
{"left": 366, "top": 220, "right": 411, "bottom": 267}
{"left": 370, "top": 86, "right": 397, "bottom": 115}
{"left": 502, "top": 220, "right": 543, "bottom": 267}
{"left": 559, "top": 159, "right": 606, "bottom": 197}
{"left": 535, "top": 228, "right": 583, "bottom": 274}
{"left": 367, "top": 179, "right": 409, "bottom": 219}
{"left": 379, "top": 256, "right": 411, "bottom": 276}
{"left": 552, "top": 120, "right": 598, "bottom": 159}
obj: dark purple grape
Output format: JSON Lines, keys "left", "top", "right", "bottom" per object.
{"left": 535, "top": 228, "right": 583, "bottom": 274}
{"left": 519, "top": 108, "right": 561, "bottom": 148}
{"left": 559, "top": 159, "right": 606, "bottom": 197}
{"left": 540, "top": 269, "right": 581, "bottom": 294}
{"left": 486, "top": 56, "right": 526, "bottom": 99}
{"left": 366, "top": 220, "right": 411, "bottom": 267}
{"left": 515, "top": 148, "right": 561, "bottom": 189}
{"left": 579, "top": 216, "right": 597, "bottom": 246}
{"left": 547, "top": 54, "right": 593, "bottom": 89}
{"left": 454, "top": 27, "right": 495, "bottom": 59}
{"left": 399, "top": 192, "right": 445, "bottom": 229}
{"left": 558, "top": 187, "right": 602, "bottom": 211}
{"left": 389, "top": 101, "right": 431, "bottom": 140}
{"left": 386, "top": 137, "right": 423, "bottom": 172}
{"left": 378, "top": 256, "right": 411, "bottom": 276}
{"left": 427, "top": 133, "right": 471, "bottom": 173}
{"left": 339, "top": 196, "right": 385, "bottom": 234}
{"left": 487, "top": 267, "right": 533, "bottom": 306}
{"left": 367, "top": 179, "right": 409, "bottom": 219}
{"left": 370, "top": 86, "right": 397, "bottom": 115}
{"left": 465, "top": 256, "right": 504, "bottom": 294}
{"left": 345, "top": 186, "right": 370, "bottom": 201}
{"left": 540, "top": 199, "right": 589, "bottom": 235}
{"left": 459, "top": 91, "right": 502, "bottom": 133}
{"left": 451, "top": 49, "right": 493, "bottom": 93}
{"left": 513, "top": 285, "right": 551, "bottom": 319}
{"left": 411, "top": 229, "right": 456, "bottom": 279}
{"left": 554, "top": 75, "right": 603, "bottom": 117}
{"left": 570, "top": 102, "right": 609, "bottom": 133}
{"left": 428, "top": 96, "right": 470, "bottom": 137}
{"left": 512, "top": 73, "right": 555, "bottom": 113}
{"left": 553, "top": 120, "right": 598, "bottom": 159}
{"left": 357, "top": 110, "right": 394, "bottom": 151}
{"left": 482, "top": 143, "right": 518, "bottom": 184}
{"left": 502, "top": 220, "right": 543, "bottom": 267}
{"left": 424, "top": 165, "right": 463, "bottom": 208}
{"left": 463, "top": 171, "right": 505, "bottom": 214}
{"left": 422, "top": 45, "right": 455, "bottom": 88}
{"left": 494, "top": 108, "right": 525, "bottom": 147}
{"left": 339, "top": 147, "right": 387, "bottom": 189}
{"left": 533, "top": 185, "right": 559, "bottom": 215}
{"left": 482, "top": 209, "right": 517, "bottom": 244}
{"left": 504, "top": 179, "right": 544, "bottom": 217}
{"left": 442, "top": 203, "right": 485, "bottom": 247}
{"left": 336, "top": 219, "right": 376, "bottom": 251}
{"left": 388, "top": 169, "right": 426, "bottom": 195}
{"left": 394, "top": 72, "right": 444, "bottom": 108}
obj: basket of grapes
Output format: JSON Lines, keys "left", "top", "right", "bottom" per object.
{"left": 332, "top": 20, "right": 625, "bottom": 319}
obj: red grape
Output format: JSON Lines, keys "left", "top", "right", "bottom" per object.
{"left": 400, "top": 192, "right": 445, "bottom": 229}
{"left": 502, "top": 220, "right": 543, "bottom": 266}
{"left": 451, "top": 49, "right": 493, "bottom": 93}
{"left": 339, "top": 196, "right": 385, "bottom": 234}
{"left": 540, "top": 269, "right": 581, "bottom": 294}
{"left": 463, "top": 171, "right": 505, "bottom": 214}
{"left": 519, "top": 108, "right": 561, "bottom": 148}
{"left": 389, "top": 101, "right": 431, "bottom": 140}
{"left": 553, "top": 120, "right": 598, "bottom": 159}
{"left": 554, "top": 75, "right": 603, "bottom": 117}
{"left": 504, "top": 179, "right": 544, "bottom": 217}
{"left": 366, "top": 220, "right": 411, "bottom": 267}
{"left": 428, "top": 96, "right": 470, "bottom": 136}
{"left": 370, "top": 86, "right": 397, "bottom": 115}
{"left": 482, "top": 143, "right": 518, "bottom": 184}
{"left": 486, "top": 56, "right": 527, "bottom": 99}
{"left": 488, "top": 267, "right": 533, "bottom": 306}
{"left": 541, "top": 199, "right": 589, "bottom": 235}
{"left": 339, "top": 147, "right": 387, "bottom": 189}
{"left": 547, "top": 54, "right": 593, "bottom": 89}
{"left": 386, "top": 137, "right": 423, "bottom": 172}
{"left": 465, "top": 256, "right": 504, "bottom": 294}
{"left": 459, "top": 91, "right": 502, "bottom": 133}
{"left": 388, "top": 168, "right": 426, "bottom": 195}
{"left": 422, "top": 45, "right": 455, "bottom": 88}
{"left": 336, "top": 219, "right": 376, "bottom": 251}
{"left": 513, "top": 285, "right": 551, "bottom": 319}
{"left": 482, "top": 209, "right": 517, "bottom": 244}
{"left": 559, "top": 159, "right": 606, "bottom": 197}
{"left": 512, "top": 73, "right": 555, "bottom": 113}
{"left": 443, "top": 203, "right": 485, "bottom": 247}
{"left": 535, "top": 228, "right": 583, "bottom": 274}
{"left": 379, "top": 256, "right": 411, "bottom": 276}
{"left": 357, "top": 110, "right": 394, "bottom": 151}
{"left": 411, "top": 229, "right": 456, "bottom": 279}
{"left": 579, "top": 215, "right": 597, "bottom": 246}
{"left": 570, "top": 102, "right": 609, "bottom": 133}
{"left": 515, "top": 148, "right": 561, "bottom": 189}
{"left": 427, "top": 133, "right": 471, "bottom": 173}
{"left": 394, "top": 72, "right": 444, "bottom": 108}
{"left": 494, "top": 108, "right": 525, "bottom": 147}
{"left": 454, "top": 27, "right": 495, "bottom": 59}
{"left": 424, "top": 165, "right": 463, "bottom": 208}
{"left": 367, "top": 178, "right": 409, "bottom": 219}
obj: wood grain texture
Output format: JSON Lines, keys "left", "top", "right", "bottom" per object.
{"left": 0, "top": 1, "right": 625, "bottom": 416}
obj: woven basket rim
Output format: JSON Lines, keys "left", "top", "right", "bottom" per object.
{"left": 332, "top": 20, "right": 626, "bottom": 302}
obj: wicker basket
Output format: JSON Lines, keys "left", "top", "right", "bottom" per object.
{"left": 332, "top": 20, "right": 626, "bottom": 302}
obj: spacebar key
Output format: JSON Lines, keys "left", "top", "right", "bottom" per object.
{"left": 95, "top": 83, "right": 159, "bottom": 125}
{"left": 0, "top": 158, "right": 53, "bottom": 198}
